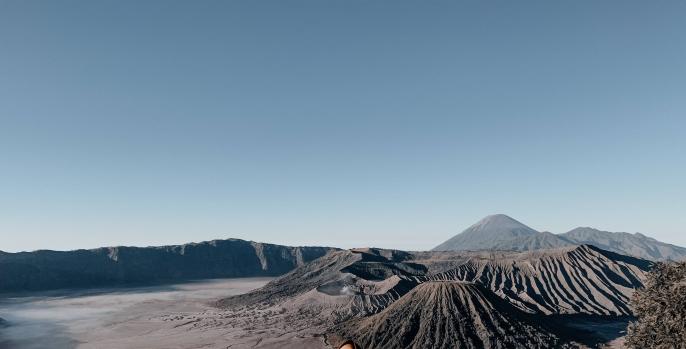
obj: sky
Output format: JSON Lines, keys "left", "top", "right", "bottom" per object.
{"left": 1, "top": 0, "right": 685, "bottom": 252}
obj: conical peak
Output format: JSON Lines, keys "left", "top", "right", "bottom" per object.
{"left": 470, "top": 214, "right": 534, "bottom": 231}
{"left": 485, "top": 213, "right": 512, "bottom": 219}
{"left": 432, "top": 214, "right": 538, "bottom": 251}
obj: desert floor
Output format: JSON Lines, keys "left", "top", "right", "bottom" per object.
{"left": 0, "top": 278, "right": 328, "bottom": 349}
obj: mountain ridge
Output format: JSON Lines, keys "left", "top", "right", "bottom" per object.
{"left": 0, "top": 238, "right": 336, "bottom": 293}
{"left": 433, "top": 215, "right": 686, "bottom": 261}
{"left": 560, "top": 227, "right": 686, "bottom": 261}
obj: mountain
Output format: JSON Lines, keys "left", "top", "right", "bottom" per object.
{"left": 0, "top": 239, "right": 335, "bottom": 293}
{"left": 218, "top": 245, "right": 651, "bottom": 347}
{"left": 221, "top": 245, "right": 649, "bottom": 317}
{"left": 490, "top": 231, "right": 574, "bottom": 251}
{"left": 432, "top": 214, "right": 539, "bottom": 251}
{"left": 433, "top": 214, "right": 686, "bottom": 261}
{"left": 216, "top": 247, "right": 420, "bottom": 314}
{"left": 561, "top": 227, "right": 686, "bottom": 261}
{"left": 422, "top": 245, "right": 649, "bottom": 315}
{"left": 330, "top": 282, "right": 564, "bottom": 349}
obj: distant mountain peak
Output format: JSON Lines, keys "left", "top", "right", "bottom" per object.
{"left": 433, "top": 218, "right": 686, "bottom": 261}
{"left": 481, "top": 213, "right": 514, "bottom": 220}
{"left": 470, "top": 214, "right": 533, "bottom": 230}
{"left": 560, "top": 227, "right": 685, "bottom": 261}
{"left": 432, "top": 214, "right": 538, "bottom": 251}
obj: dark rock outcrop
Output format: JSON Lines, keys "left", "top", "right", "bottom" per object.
{"left": 0, "top": 239, "right": 335, "bottom": 293}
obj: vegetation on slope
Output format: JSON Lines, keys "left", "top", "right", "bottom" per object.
{"left": 626, "top": 261, "right": 686, "bottom": 348}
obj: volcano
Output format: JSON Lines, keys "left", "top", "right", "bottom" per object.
{"left": 330, "top": 281, "right": 564, "bottom": 349}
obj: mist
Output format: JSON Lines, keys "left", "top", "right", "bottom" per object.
{"left": 0, "top": 278, "right": 271, "bottom": 349}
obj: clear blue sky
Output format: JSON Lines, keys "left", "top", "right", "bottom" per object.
{"left": 1, "top": 0, "right": 685, "bottom": 252}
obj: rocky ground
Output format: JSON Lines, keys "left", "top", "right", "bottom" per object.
{"left": 215, "top": 245, "right": 649, "bottom": 348}
{"left": 0, "top": 245, "right": 649, "bottom": 348}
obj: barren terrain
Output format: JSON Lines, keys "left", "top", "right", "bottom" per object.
{"left": 0, "top": 245, "right": 651, "bottom": 348}
{"left": 0, "top": 278, "right": 281, "bottom": 349}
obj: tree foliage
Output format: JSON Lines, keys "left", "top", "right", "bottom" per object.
{"left": 626, "top": 261, "right": 686, "bottom": 349}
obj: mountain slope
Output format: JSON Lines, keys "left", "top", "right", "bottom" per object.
{"left": 221, "top": 245, "right": 650, "bottom": 317}
{"left": 420, "top": 245, "right": 650, "bottom": 315}
{"left": 490, "top": 231, "right": 574, "bottom": 251}
{"left": 217, "top": 248, "right": 422, "bottom": 317}
{"left": 0, "top": 239, "right": 335, "bottom": 292}
{"left": 433, "top": 214, "right": 539, "bottom": 251}
{"left": 330, "top": 282, "right": 565, "bottom": 349}
{"left": 561, "top": 227, "right": 686, "bottom": 261}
